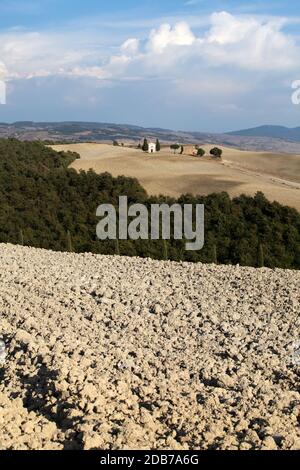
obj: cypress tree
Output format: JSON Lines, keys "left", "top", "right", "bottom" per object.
{"left": 19, "top": 229, "right": 24, "bottom": 246}
{"left": 162, "top": 239, "right": 168, "bottom": 260}
{"left": 258, "top": 243, "right": 264, "bottom": 267}
{"left": 156, "top": 139, "right": 161, "bottom": 152}
{"left": 115, "top": 238, "right": 120, "bottom": 256}
{"left": 142, "top": 138, "right": 149, "bottom": 152}
{"left": 67, "top": 230, "right": 73, "bottom": 252}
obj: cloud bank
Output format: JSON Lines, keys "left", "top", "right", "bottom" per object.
{"left": 0, "top": 10, "right": 299, "bottom": 130}
{"left": 0, "top": 11, "right": 299, "bottom": 83}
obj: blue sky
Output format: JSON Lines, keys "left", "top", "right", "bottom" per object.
{"left": 1, "top": 0, "right": 300, "bottom": 131}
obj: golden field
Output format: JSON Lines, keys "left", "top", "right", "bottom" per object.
{"left": 51, "top": 143, "right": 300, "bottom": 210}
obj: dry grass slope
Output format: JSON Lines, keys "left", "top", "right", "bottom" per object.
{"left": 52, "top": 143, "right": 300, "bottom": 211}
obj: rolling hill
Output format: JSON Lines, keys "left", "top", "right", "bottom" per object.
{"left": 2, "top": 121, "right": 300, "bottom": 153}
{"left": 228, "top": 125, "right": 300, "bottom": 142}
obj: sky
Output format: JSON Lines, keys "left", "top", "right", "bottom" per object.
{"left": 1, "top": 0, "right": 300, "bottom": 132}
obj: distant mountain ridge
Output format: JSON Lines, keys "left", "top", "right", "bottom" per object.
{"left": 1, "top": 121, "right": 300, "bottom": 153}
{"left": 228, "top": 125, "right": 300, "bottom": 142}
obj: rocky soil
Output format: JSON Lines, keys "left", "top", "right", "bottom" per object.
{"left": 0, "top": 243, "right": 299, "bottom": 450}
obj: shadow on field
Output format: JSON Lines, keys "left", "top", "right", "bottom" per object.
{"left": 16, "top": 359, "right": 84, "bottom": 449}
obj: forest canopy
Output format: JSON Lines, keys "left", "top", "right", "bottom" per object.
{"left": 0, "top": 138, "right": 299, "bottom": 269}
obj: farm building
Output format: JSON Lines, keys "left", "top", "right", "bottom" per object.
{"left": 148, "top": 142, "right": 156, "bottom": 153}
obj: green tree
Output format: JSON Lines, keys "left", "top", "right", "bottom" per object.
{"left": 162, "top": 239, "right": 168, "bottom": 260}
{"left": 170, "top": 144, "right": 180, "bottom": 154}
{"left": 257, "top": 243, "right": 264, "bottom": 267}
{"left": 67, "top": 230, "right": 73, "bottom": 252}
{"left": 197, "top": 148, "right": 205, "bottom": 157}
{"left": 115, "top": 238, "right": 120, "bottom": 256}
{"left": 180, "top": 145, "right": 184, "bottom": 154}
{"left": 113, "top": 140, "right": 119, "bottom": 146}
{"left": 210, "top": 147, "right": 223, "bottom": 158}
{"left": 142, "top": 138, "right": 149, "bottom": 152}
{"left": 156, "top": 139, "right": 161, "bottom": 152}
{"left": 19, "top": 228, "right": 24, "bottom": 246}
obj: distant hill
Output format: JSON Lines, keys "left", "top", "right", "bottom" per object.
{"left": 1, "top": 121, "right": 300, "bottom": 153}
{"left": 228, "top": 125, "right": 300, "bottom": 142}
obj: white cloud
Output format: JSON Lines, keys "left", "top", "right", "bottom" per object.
{"left": 0, "top": 10, "right": 299, "bottom": 87}
{"left": 0, "top": 31, "right": 95, "bottom": 79}
{"left": 147, "top": 22, "right": 196, "bottom": 53}
{"left": 206, "top": 11, "right": 258, "bottom": 45}
{"left": 202, "top": 11, "right": 298, "bottom": 70}
{"left": 121, "top": 38, "right": 140, "bottom": 55}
